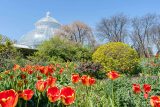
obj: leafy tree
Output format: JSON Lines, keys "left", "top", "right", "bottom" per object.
{"left": 30, "top": 36, "right": 92, "bottom": 63}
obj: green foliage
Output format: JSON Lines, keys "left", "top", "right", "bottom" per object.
{"left": 30, "top": 36, "right": 92, "bottom": 63}
{"left": 0, "top": 35, "right": 21, "bottom": 71}
{"left": 92, "top": 42, "right": 140, "bottom": 74}
{"left": 141, "top": 56, "right": 160, "bottom": 76}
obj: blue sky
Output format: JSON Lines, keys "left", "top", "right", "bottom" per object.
{"left": 0, "top": 0, "right": 160, "bottom": 40}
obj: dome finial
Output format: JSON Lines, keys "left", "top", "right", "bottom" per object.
{"left": 46, "top": 11, "right": 51, "bottom": 17}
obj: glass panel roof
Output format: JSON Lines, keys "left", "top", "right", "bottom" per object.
{"left": 18, "top": 12, "right": 61, "bottom": 49}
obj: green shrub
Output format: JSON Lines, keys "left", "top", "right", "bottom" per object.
{"left": 30, "top": 36, "right": 92, "bottom": 63}
{"left": 92, "top": 42, "right": 139, "bottom": 74}
{"left": 0, "top": 35, "right": 22, "bottom": 71}
{"left": 141, "top": 56, "right": 160, "bottom": 76}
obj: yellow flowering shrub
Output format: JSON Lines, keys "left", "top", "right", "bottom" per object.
{"left": 92, "top": 42, "right": 139, "bottom": 73}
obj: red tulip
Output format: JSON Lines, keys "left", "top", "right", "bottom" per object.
{"left": 39, "top": 66, "right": 49, "bottom": 75}
{"left": 132, "top": 84, "right": 141, "bottom": 94}
{"left": 81, "top": 75, "right": 96, "bottom": 86}
{"left": 20, "top": 67, "right": 27, "bottom": 72}
{"left": 37, "top": 75, "right": 42, "bottom": 80}
{"left": 71, "top": 74, "right": 80, "bottom": 84}
{"left": 43, "top": 67, "right": 50, "bottom": 76}
{"left": 46, "top": 76, "right": 57, "bottom": 87}
{"left": 143, "top": 84, "right": 151, "bottom": 93}
{"left": 144, "top": 93, "right": 148, "bottom": 99}
{"left": 21, "top": 89, "right": 34, "bottom": 101}
{"left": 28, "top": 70, "right": 33, "bottom": 75}
{"left": 89, "top": 77, "right": 96, "bottom": 85}
{"left": 20, "top": 74, "right": 26, "bottom": 79}
{"left": 13, "top": 64, "right": 20, "bottom": 71}
{"left": 60, "top": 86, "right": 75, "bottom": 105}
{"left": 56, "top": 64, "right": 61, "bottom": 68}
{"left": 81, "top": 75, "right": 89, "bottom": 86}
{"left": 39, "top": 66, "right": 45, "bottom": 73}
{"left": 35, "top": 80, "right": 48, "bottom": 92}
{"left": 46, "top": 65, "right": 54, "bottom": 74}
{"left": 59, "top": 67, "right": 64, "bottom": 74}
{"left": 150, "top": 96, "right": 160, "bottom": 107}
{"left": 10, "top": 75, "right": 14, "bottom": 79}
{"left": 0, "top": 89, "right": 18, "bottom": 107}
{"left": 47, "top": 86, "right": 60, "bottom": 102}
{"left": 107, "top": 71, "right": 120, "bottom": 80}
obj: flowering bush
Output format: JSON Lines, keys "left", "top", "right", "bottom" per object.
{"left": 75, "top": 61, "right": 105, "bottom": 79}
{"left": 92, "top": 42, "right": 140, "bottom": 74}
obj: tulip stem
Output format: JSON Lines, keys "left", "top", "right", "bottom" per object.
{"left": 25, "top": 101, "right": 27, "bottom": 107}
{"left": 37, "top": 97, "right": 40, "bottom": 107}
{"left": 18, "top": 99, "right": 22, "bottom": 107}
{"left": 47, "top": 102, "right": 50, "bottom": 107}
{"left": 111, "top": 81, "right": 114, "bottom": 107}
{"left": 37, "top": 93, "right": 41, "bottom": 107}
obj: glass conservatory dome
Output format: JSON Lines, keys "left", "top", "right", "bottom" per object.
{"left": 18, "top": 12, "right": 61, "bottom": 49}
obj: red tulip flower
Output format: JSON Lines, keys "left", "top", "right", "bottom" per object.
{"left": 107, "top": 71, "right": 120, "bottom": 80}
{"left": 21, "top": 89, "right": 34, "bottom": 101}
{"left": 39, "top": 66, "right": 48, "bottom": 75}
{"left": 144, "top": 93, "right": 149, "bottom": 99}
{"left": 150, "top": 96, "right": 160, "bottom": 107}
{"left": 28, "top": 70, "right": 33, "bottom": 75}
{"left": 13, "top": 64, "right": 20, "bottom": 71}
{"left": 37, "top": 75, "right": 42, "bottom": 80}
{"left": 81, "top": 75, "right": 96, "bottom": 86}
{"left": 20, "top": 74, "right": 26, "bottom": 79}
{"left": 39, "top": 66, "right": 45, "bottom": 73}
{"left": 143, "top": 84, "right": 151, "bottom": 93}
{"left": 0, "top": 89, "right": 18, "bottom": 107}
{"left": 71, "top": 74, "right": 80, "bottom": 84}
{"left": 56, "top": 64, "right": 61, "bottom": 68}
{"left": 59, "top": 67, "right": 64, "bottom": 74}
{"left": 81, "top": 75, "right": 89, "bottom": 86}
{"left": 132, "top": 84, "right": 141, "bottom": 94}
{"left": 10, "top": 75, "right": 14, "bottom": 79}
{"left": 35, "top": 80, "right": 48, "bottom": 92}
{"left": 47, "top": 86, "right": 60, "bottom": 102}
{"left": 46, "top": 76, "right": 57, "bottom": 87}
{"left": 46, "top": 65, "right": 53, "bottom": 74}
{"left": 89, "top": 77, "right": 96, "bottom": 85}
{"left": 20, "top": 67, "right": 27, "bottom": 72}
{"left": 60, "top": 86, "right": 75, "bottom": 105}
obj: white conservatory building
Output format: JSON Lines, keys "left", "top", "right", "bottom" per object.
{"left": 14, "top": 12, "right": 61, "bottom": 49}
